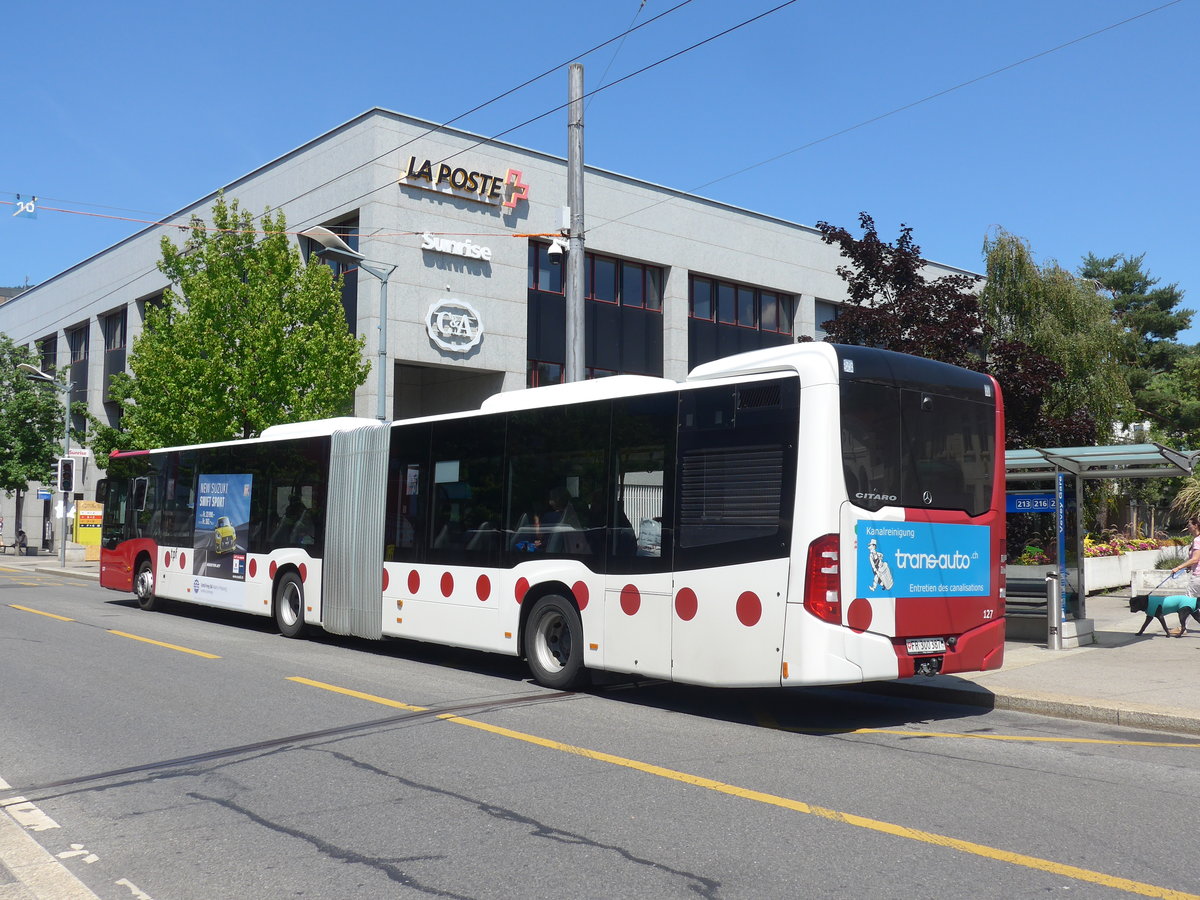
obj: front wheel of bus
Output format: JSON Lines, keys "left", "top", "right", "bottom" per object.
{"left": 524, "top": 595, "right": 588, "bottom": 690}
{"left": 274, "top": 571, "right": 306, "bottom": 639}
{"left": 134, "top": 559, "right": 158, "bottom": 611}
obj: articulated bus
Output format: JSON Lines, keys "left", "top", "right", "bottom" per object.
{"left": 98, "top": 343, "right": 1005, "bottom": 689}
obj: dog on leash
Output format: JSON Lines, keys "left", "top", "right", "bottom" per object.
{"left": 1129, "top": 593, "right": 1200, "bottom": 636}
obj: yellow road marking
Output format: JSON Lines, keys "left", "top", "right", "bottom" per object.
{"left": 107, "top": 631, "right": 221, "bottom": 659}
{"left": 295, "top": 677, "right": 1199, "bottom": 900}
{"left": 286, "top": 677, "right": 428, "bottom": 711}
{"left": 841, "top": 727, "right": 1200, "bottom": 749}
{"left": 755, "top": 709, "right": 1200, "bottom": 749}
{"left": 8, "top": 604, "right": 74, "bottom": 622}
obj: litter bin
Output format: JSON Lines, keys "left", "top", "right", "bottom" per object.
{"left": 24, "top": 546, "right": 37, "bottom": 556}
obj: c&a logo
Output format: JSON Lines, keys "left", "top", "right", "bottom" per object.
{"left": 425, "top": 299, "right": 484, "bottom": 353}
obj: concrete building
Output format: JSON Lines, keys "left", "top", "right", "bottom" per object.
{"left": 0, "top": 107, "right": 977, "bottom": 550}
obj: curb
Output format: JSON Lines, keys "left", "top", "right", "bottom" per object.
{"left": 858, "top": 680, "right": 1200, "bottom": 738}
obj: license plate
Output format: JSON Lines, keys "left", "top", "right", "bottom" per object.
{"left": 906, "top": 637, "right": 946, "bottom": 655}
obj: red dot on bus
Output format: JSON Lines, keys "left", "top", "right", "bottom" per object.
{"left": 269, "top": 561, "right": 278, "bottom": 579}
{"left": 477, "top": 574, "right": 490, "bottom": 601}
{"left": 164, "top": 552, "right": 172, "bottom": 567}
{"left": 382, "top": 568, "right": 390, "bottom": 591}
{"left": 440, "top": 572, "right": 454, "bottom": 597}
{"left": 180, "top": 553, "right": 187, "bottom": 569}
{"left": 249, "top": 559, "right": 257, "bottom": 578}
{"left": 736, "top": 591, "right": 762, "bottom": 627}
{"left": 407, "top": 569, "right": 420, "bottom": 594}
{"left": 620, "top": 585, "right": 641, "bottom": 616}
{"left": 299, "top": 564, "right": 308, "bottom": 582}
{"left": 515, "top": 577, "right": 529, "bottom": 604}
{"left": 573, "top": 581, "right": 589, "bottom": 611}
{"left": 675, "top": 587, "right": 698, "bottom": 621}
{"left": 848, "top": 597, "right": 872, "bottom": 633}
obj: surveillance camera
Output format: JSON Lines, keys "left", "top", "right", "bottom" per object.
{"left": 547, "top": 238, "right": 566, "bottom": 265}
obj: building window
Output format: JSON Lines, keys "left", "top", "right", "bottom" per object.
{"left": 760, "top": 291, "right": 794, "bottom": 334}
{"left": 815, "top": 299, "right": 840, "bottom": 340}
{"left": 67, "top": 324, "right": 88, "bottom": 363}
{"left": 527, "top": 243, "right": 665, "bottom": 386}
{"left": 37, "top": 335, "right": 57, "bottom": 374}
{"left": 688, "top": 276, "right": 794, "bottom": 335}
{"left": 591, "top": 256, "right": 617, "bottom": 303}
{"left": 528, "top": 359, "right": 563, "bottom": 388}
{"left": 687, "top": 275, "right": 797, "bottom": 370}
{"left": 691, "top": 278, "right": 714, "bottom": 321}
{"left": 301, "top": 215, "right": 360, "bottom": 333}
{"left": 102, "top": 309, "right": 126, "bottom": 351}
{"left": 528, "top": 243, "right": 564, "bottom": 294}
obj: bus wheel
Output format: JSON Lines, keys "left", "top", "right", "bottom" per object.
{"left": 524, "top": 595, "right": 588, "bottom": 690}
{"left": 134, "top": 559, "right": 158, "bottom": 611}
{"left": 274, "top": 571, "right": 306, "bottom": 639}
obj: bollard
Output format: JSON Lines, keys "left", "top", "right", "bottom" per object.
{"left": 1045, "top": 571, "right": 1062, "bottom": 650}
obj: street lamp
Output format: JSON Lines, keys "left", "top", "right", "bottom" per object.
{"left": 17, "top": 363, "right": 71, "bottom": 568}
{"left": 300, "top": 226, "right": 397, "bottom": 423}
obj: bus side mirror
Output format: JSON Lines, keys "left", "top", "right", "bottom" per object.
{"left": 96, "top": 479, "right": 108, "bottom": 503}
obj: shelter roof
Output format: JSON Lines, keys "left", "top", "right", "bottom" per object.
{"left": 1005, "top": 444, "right": 1200, "bottom": 482}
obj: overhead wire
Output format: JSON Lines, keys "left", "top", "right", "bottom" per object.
{"left": 4, "top": 0, "right": 1184, "bottom": 318}
{"left": 0, "top": 2, "right": 702, "bottom": 321}
{"left": 584, "top": 0, "right": 1188, "bottom": 238}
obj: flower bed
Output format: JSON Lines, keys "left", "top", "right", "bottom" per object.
{"left": 1012, "top": 536, "right": 1184, "bottom": 592}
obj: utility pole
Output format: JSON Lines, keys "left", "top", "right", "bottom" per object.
{"left": 564, "top": 63, "right": 586, "bottom": 383}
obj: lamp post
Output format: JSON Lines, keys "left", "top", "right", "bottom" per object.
{"left": 17, "top": 363, "right": 70, "bottom": 568}
{"left": 301, "top": 226, "right": 397, "bottom": 423}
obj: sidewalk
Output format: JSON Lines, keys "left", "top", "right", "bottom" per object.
{"left": 0, "top": 550, "right": 98, "bottom": 582}
{"left": 865, "top": 590, "right": 1200, "bottom": 737}
{"left": 3, "top": 552, "right": 1198, "bottom": 736}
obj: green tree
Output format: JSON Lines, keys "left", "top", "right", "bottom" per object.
{"left": 1079, "top": 252, "right": 1190, "bottom": 432}
{"left": 0, "top": 335, "right": 64, "bottom": 494}
{"left": 94, "top": 196, "right": 369, "bottom": 454}
{"left": 980, "top": 230, "right": 1132, "bottom": 445}
{"left": 814, "top": 213, "right": 1075, "bottom": 449}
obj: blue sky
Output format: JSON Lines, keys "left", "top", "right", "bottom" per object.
{"left": 3, "top": 0, "right": 1197, "bottom": 338}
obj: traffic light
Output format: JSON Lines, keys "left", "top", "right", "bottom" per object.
{"left": 57, "top": 457, "right": 75, "bottom": 494}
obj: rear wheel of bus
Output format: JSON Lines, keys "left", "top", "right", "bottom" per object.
{"left": 524, "top": 594, "right": 588, "bottom": 690}
{"left": 274, "top": 571, "right": 306, "bottom": 639}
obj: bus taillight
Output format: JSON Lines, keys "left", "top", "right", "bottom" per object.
{"left": 804, "top": 533, "right": 841, "bottom": 625}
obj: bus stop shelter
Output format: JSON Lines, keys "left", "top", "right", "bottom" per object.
{"left": 1005, "top": 443, "right": 1200, "bottom": 647}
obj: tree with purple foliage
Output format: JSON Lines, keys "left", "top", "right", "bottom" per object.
{"left": 813, "top": 213, "right": 1098, "bottom": 450}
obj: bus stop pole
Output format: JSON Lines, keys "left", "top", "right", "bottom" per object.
{"left": 1045, "top": 571, "right": 1062, "bottom": 650}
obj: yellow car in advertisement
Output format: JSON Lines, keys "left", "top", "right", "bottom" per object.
{"left": 214, "top": 516, "right": 237, "bottom": 554}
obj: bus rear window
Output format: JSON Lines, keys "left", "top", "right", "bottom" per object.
{"left": 841, "top": 381, "right": 994, "bottom": 515}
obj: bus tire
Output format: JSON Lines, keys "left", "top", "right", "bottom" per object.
{"left": 524, "top": 594, "right": 588, "bottom": 690}
{"left": 274, "top": 571, "right": 306, "bottom": 639}
{"left": 134, "top": 559, "right": 158, "bottom": 611}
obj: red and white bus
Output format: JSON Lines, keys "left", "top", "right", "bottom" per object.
{"left": 99, "top": 343, "right": 1006, "bottom": 689}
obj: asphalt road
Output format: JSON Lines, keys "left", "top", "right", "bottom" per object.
{"left": 1, "top": 572, "right": 1198, "bottom": 900}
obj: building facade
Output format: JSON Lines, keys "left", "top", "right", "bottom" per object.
{"left": 0, "top": 108, "right": 976, "bottom": 550}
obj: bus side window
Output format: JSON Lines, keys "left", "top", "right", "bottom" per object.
{"left": 607, "top": 393, "right": 676, "bottom": 574}
{"left": 505, "top": 401, "right": 609, "bottom": 561}
{"left": 428, "top": 416, "right": 505, "bottom": 567}
{"left": 386, "top": 423, "right": 430, "bottom": 563}
{"left": 261, "top": 437, "right": 329, "bottom": 556}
